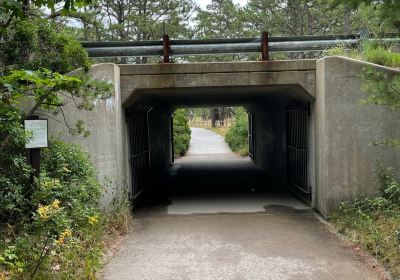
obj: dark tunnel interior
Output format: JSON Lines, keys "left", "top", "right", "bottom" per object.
{"left": 125, "top": 85, "right": 314, "bottom": 209}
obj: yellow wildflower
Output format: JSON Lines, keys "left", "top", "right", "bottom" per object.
{"left": 37, "top": 205, "right": 50, "bottom": 221}
{"left": 55, "top": 238, "right": 64, "bottom": 245}
{"left": 63, "top": 229, "right": 72, "bottom": 238}
{"left": 51, "top": 199, "right": 60, "bottom": 209}
{"left": 88, "top": 215, "right": 99, "bottom": 225}
{"left": 56, "top": 229, "right": 72, "bottom": 246}
{"left": 37, "top": 200, "right": 61, "bottom": 221}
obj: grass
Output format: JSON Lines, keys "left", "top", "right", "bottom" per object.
{"left": 236, "top": 143, "right": 249, "bottom": 157}
{"left": 363, "top": 43, "right": 400, "bottom": 68}
{"left": 326, "top": 42, "right": 400, "bottom": 68}
{"left": 332, "top": 202, "right": 400, "bottom": 278}
{"left": 208, "top": 126, "right": 230, "bottom": 137}
{"left": 331, "top": 166, "right": 400, "bottom": 279}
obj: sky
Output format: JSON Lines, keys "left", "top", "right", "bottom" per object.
{"left": 194, "top": 0, "right": 248, "bottom": 9}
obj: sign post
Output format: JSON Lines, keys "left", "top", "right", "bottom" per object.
{"left": 24, "top": 117, "right": 48, "bottom": 185}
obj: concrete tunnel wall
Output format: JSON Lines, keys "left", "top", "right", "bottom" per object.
{"left": 46, "top": 64, "right": 127, "bottom": 209}
{"left": 315, "top": 56, "right": 400, "bottom": 217}
{"left": 249, "top": 104, "right": 287, "bottom": 186}
{"left": 42, "top": 57, "right": 400, "bottom": 218}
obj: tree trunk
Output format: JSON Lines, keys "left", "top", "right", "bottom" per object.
{"left": 210, "top": 108, "right": 218, "bottom": 127}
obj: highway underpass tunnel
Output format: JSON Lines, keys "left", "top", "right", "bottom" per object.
{"left": 125, "top": 86, "right": 314, "bottom": 207}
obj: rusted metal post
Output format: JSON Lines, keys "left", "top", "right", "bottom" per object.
{"left": 162, "top": 34, "right": 171, "bottom": 63}
{"left": 261, "top": 31, "right": 269, "bottom": 61}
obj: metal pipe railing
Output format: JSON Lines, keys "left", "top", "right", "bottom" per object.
{"left": 82, "top": 33, "right": 400, "bottom": 60}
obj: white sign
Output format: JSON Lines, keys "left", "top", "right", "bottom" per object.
{"left": 24, "top": 119, "right": 48, "bottom": 149}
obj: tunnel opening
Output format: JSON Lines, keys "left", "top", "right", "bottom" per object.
{"left": 171, "top": 106, "right": 251, "bottom": 161}
{"left": 125, "top": 85, "right": 314, "bottom": 209}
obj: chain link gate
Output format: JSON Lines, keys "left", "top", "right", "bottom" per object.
{"left": 286, "top": 102, "right": 311, "bottom": 201}
{"left": 126, "top": 106, "right": 152, "bottom": 200}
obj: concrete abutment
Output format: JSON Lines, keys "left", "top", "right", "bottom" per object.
{"left": 46, "top": 57, "right": 400, "bottom": 217}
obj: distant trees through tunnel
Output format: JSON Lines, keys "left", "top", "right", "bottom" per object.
{"left": 172, "top": 106, "right": 250, "bottom": 159}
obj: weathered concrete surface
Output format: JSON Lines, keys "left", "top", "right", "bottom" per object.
{"left": 101, "top": 197, "right": 381, "bottom": 280}
{"left": 249, "top": 106, "right": 287, "bottom": 186}
{"left": 47, "top": 64, "right": 127, "bottom": 208}
{"left": 119, "top": 60, "right": 316, "bottom": 75}
{"left": 120, "top": 60, "right": 316, "bottom": 107}
{"left": 315, "top": 56, "right": 400, "bottom": 217}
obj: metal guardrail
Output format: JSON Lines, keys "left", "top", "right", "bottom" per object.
{"left": 82, "top": 32, "right": 400, "bottom": 62}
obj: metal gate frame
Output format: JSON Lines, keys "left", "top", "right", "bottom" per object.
{"left": 285, "top": 102, "right": 311, "bottom": 201}
{"left": 170, "top": 113, "right": 174, "bottom": 163}
{"left": 126, "top": 106, "right": 152, "bottom": 200}
{"left": 248, "top": 112, "right": 255, "bottom": 159}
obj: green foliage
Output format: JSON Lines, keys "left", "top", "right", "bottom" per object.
{"left": 39, "top": 139, "right": 101, "bottom": 207}
{"left": 0, "top": 9, "right": 114, "bottom": 277}
{"left": 325, "top": 46, "right": 361, "bottom": 59}
{"left": 0, "top": 0, "right": 93, "bottom": 36}
{"left": 0, "top": 0, "right": 92, "bottom": 17}
{"left": 1, "top": 19, "right": 90, "bottom": 73}
{"left": 246, "top": 0, "right": 353, "bottom": 36}
{"left": 332, "top": 164, "right": 400, "bottom": 278}
{"left": 0, "top": 168, "right": 131, "bottom": 279}
{"left": 376, "top": 165, "right": 400, "bottom": 205}
{"left": 173, "top": 108, "right": 191, "bottom": 157}
{"left": 361, "top": 67, "right": 400, "bottom": 110}
{"left": 0, "top": 139, "right": 105, "bottom": 279}
{"left": 359, "top": 58, "right": 400, "bottom": 147}
{"left": 329, "top": 0, "right": 400, "bottom": 32}
{"left": 195, "top": 0, "right": 248, "bottom": 39}
{"left": 80, "top": 0, "right": 195, "bottom": 45}
{"left": 0, "top": 68, "right": 113, "bottom": 280}
{"left": 0, "top": 152, "right": 32, "bottom": 223}
{"left": 0, "top": 68, "right": 85, "bottom": 224}
{"left": 0, "top": 67, "right": 112, "bottom": 135}
{"left": 1, "top": 68, "right": 82, "bottom": 112}
{"left": 225, "top": 107, "right": 248, "bottom": 156}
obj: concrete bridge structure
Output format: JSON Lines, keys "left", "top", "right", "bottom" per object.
{"left": 48, "top": 56, "right": 400, "bottom": 217}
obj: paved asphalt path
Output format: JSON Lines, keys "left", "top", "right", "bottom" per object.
{"left": 101, "top": 128, "right": 382, "bottom": 280}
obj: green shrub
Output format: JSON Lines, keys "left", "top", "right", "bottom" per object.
{"left": 225, "top": 107, "right": 248, "bottom": 156}
{"left": 173, "top": 109, "right": 191, "bottom": 157}
{"left": 332, "top": 165, "right": 400, "bottom": 279}
{"left": 0, "top": 139, "right": 105, "bottom": 279}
